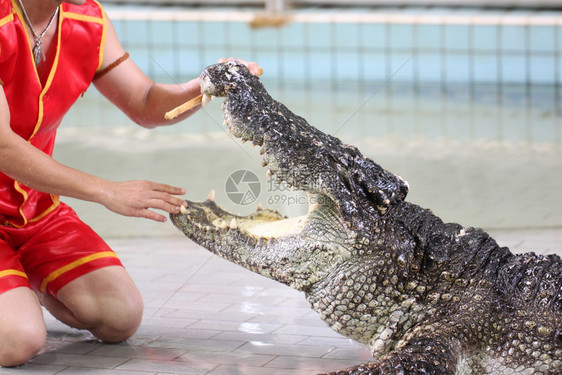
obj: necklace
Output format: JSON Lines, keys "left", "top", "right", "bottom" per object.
{"left": 16, "top": 0, "right": 59, "bottom": 65}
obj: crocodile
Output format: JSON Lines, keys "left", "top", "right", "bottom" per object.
{"left": 170, "top": 61, "right": 562, "bottom": 374}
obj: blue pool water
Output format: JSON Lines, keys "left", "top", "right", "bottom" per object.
{"left": 65, "top": 5, "right": 561, "bottom": 145}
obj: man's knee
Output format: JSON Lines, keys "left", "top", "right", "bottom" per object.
{"left": 0, "top": 319, "right": 46, "bottom": 367}
{"left": 91, "top": 293, "right": 144, "bottom": 343}
{"left": 56, "top": 267, "right": 144, "bottom": 343}
{"left": 66, "top": 286, "right": 143, "bottom": 342}
{"left": 0, "top": 287, "right": 47, "bottom": 367}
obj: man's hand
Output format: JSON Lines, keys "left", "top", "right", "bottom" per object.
{"left": 217, "top": 57, "right": 261, "bottom": 76}
{"left": 99, "top": 180, "right": 186, "bottom": 222}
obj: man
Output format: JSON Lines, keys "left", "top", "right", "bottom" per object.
{"left": 0, "top": 0, "right": 259, "bottom": 366}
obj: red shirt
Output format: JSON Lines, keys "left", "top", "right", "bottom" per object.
{"left": 0, "top": 0, "right": 106, "bottom": 227}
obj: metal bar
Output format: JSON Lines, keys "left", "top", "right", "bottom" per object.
{"left": 103, "top": 6, "right": 562, "bottom": 27}
{"left": 101, "top": 0, "right": 562, "bottom": 9}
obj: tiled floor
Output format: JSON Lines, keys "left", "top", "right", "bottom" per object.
{"left": 7, "top": 237, "right": 371, "bottom": 375}
{"left": 1, "top": 229, "right": 560, "bottom": 375}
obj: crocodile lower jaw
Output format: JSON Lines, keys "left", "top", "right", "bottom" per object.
{"left": 177, "top": 191, "right": 329, "bottom": 240}
{"left": 232, "top": 214, "right": 307, "bottom": 238}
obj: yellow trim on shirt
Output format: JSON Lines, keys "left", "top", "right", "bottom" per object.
{"left": 28, "top": 6, "right": 63, "bottom": 141}
{"left": 60, "top": 11, "right": 103, "bottom": 25}
{"left": 0, "top": 13, "right": 13, "bottom": 28}
{"left": 97, "top": 2, "right": 107, "bottom": 71}
{"left": 28, "top": 195, "right": 60, "bottom": 223}
{"left": 40, "top": 251, "right": 119, "bottom": 293}
{"left": 13, "top": 181, "right": 29, "bottom": 228}
{"left": 11, "top": 0, "right": 41, "bottom": 84}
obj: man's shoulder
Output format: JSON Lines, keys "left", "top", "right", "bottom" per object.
{"left": 0, "top": 0, "right": 14, "bottom": 23}
{"left": 62, "top": 0, "right": 104, "bottom": 19}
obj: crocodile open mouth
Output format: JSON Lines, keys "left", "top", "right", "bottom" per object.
{"left": 172, "top": 165, "right": 338, "bottom": 242}
{"left": 171, "top": 59, "right": 405, "bottom": 241}
{"left": 170, "top": 62, "right": 344, "bottom": 241}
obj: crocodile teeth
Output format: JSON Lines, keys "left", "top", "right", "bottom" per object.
{"left": 257, "top": 203, "right": 263, "bottom": 211}
{"left": 180, "top": 204, "right": 188, "bottom": 214}
{"left": 230, "top": 218, "right": 238, "bottom": 229}
{"left": 208, "top": 189, "right": 216, "bottom": 202}
{"left": 266, "top": 169, "right": 273, "bottom": 177}
{"left": 261, "top": 160, "right": 268, "bottom": 167}
{"left": 201, "top": 93, "right": 212, "bottom": 107}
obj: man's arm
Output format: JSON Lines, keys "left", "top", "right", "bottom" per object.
{"left": 0, "top": 87, "right": 185, "bottom": 222}
{"left": 93, "top": 12, "right": 261, "bottom": 128}
{"left": 92, "top": 13, "right": 201, "bottom": 127}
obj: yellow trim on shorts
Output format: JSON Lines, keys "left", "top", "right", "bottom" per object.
{"left": 0, "top": 269, "right": 28, "bottom": 279}
{"left": 40, "top": 251, "right": 119, "bottom": 293}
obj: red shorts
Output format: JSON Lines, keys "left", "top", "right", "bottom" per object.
{"left": 0, "top": 203, "right": 123, "bottom": 297}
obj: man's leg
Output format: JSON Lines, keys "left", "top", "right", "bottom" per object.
{"left": 0, "top": 287, "right": 47, "bottom": 367}
{"left": 38, "top": 266, "right": 143, "bottom": 343}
